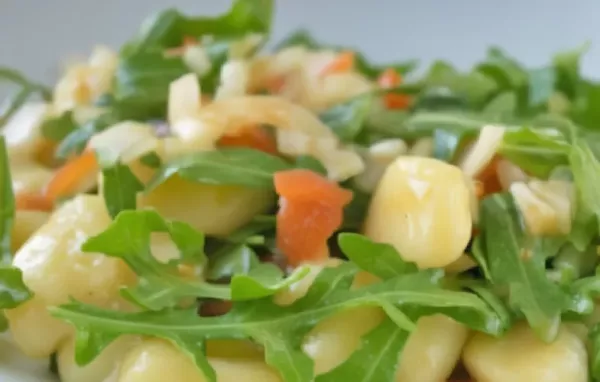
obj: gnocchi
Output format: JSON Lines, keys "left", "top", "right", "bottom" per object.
{"left": 463, "top": 322, "right": 588, "bottom": 382}
{"left": 6, "top": 195, "right": 136, "bottom": 357}
{"left": 364, "top": 156, "right": 472, "bottom": 268}
{"left": 117, "top": 339, "right": 281, "bottom": 382}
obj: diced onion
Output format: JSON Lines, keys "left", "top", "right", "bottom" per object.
{"left": 496, "top": 158, "right": 528, "bottom": 190}
{"left": 460, "top": 125, "right": 506, "bottom": 177}
{"left": 510, "top": 182, "right": 561, "bottom": 236}
{"left": 215, "top": 60, "right": 249, "bottom": 100}
{"left": 88, "top": 121, "right": 160, "bottom": 165}
{"left": 168, "top": 73, "right": 202, "bottom": 127}
{"left": 183, "top": 46, "right": 212, "bottom": 77}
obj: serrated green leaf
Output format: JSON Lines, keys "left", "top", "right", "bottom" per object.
{"left": 123, "top": 0, "right": 274, "bottom": 56}
{"left": 0, "top": 266, "right": 33, "bottom": 309}
{"left": 320, "top": 94, "right": 373, "bottom": 142}
{"left": 82, "top": 210, "right": 305, "bottom": 309}
{"left": 294, "top": 156, "right": 327, "bottom": 175}
{"left": 101, "top": 163, "right": 144, "bottom": 219}
{"left": 52, "top": 263, "right": 503, "bottom": 382}
{"left": 480, "top": 194, "right": 569, "bottom": 341}
{"left": 146, "top": 148, "right": 291, "bottom": 190}
{"left": 40, "top": 111, "right": 77, "bottom": 142}
{"left": 337, "top": 233, "right": 417, "bottom": 279}
{"left": 570, "top": 138, "right": 600, "bottom": 233}
{"left": 0, "top": 137, "right": 14, "bottom": 263}
{"left": 315, "top": 318, "right": 409, "bottom": 382}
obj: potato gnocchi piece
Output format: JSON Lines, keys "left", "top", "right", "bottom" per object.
{"left": 6, "top": 195, "right": 136, "bottom": 357}
{"left": 58, "top": 336, "right": 141, "bottom": 382}
{"left": 11, "top": 210, "right": 49, "bottom": 253}
{"left": 463, "top": 322, "right": 588, "bottom": 382}
{"left": 302, "top": 306, "right": 385, "bottom": 375}
{"left": 364, "top": 156, "right": 472, "bottom": 269}
{"left": 118, "top": 339, "right": 281, "bottom": 382}
{"left": 10, "top": 159, "right": 54, "bottom": 194}
{"left": 140, "top": 175, "right": 274, "bottom": 236}
{"left": 395, "top": 315, "right": 469, "bottom": 382}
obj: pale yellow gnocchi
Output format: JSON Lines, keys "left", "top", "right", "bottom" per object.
{"left": 6, "top": 195, "right": 136, "bottom": 357}
{"left": 117, "top": 339, "right": 281, "bottom": 382}
{"left": 140, "top": 175, "right": 274, "bottom": 236}
{"left": 364, "top": 156, "right": 472, "bottom": 269}
{"left": 463, "top": 322, "right": 588, "bottom": 382}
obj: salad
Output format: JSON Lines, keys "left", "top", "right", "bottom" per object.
{"left": 1, "top": 1, "right": 600, "bottom": 381}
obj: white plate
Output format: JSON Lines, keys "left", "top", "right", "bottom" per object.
{"left": 0, "top": 334, "right": 57, "bottom": 382}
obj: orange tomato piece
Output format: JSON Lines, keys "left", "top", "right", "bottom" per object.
{"left": 274, "top": 169, "right": 353, "bottom": 205}
{"left": 383, "top": 93, "right": 412, "bottom": 109}
{"left": 44, "top": 149, "right": 98, "bottom": 200}
{"left": 320, "top": 51, "right": 355, "bottom": 76}
{"left": 377, "top": 68, "right": 402, "bottom": 88}
{"left": 274, "top": 169, "right": 353, "bottom": 266}
{"left": 218, "top": 125, "right": 278, "bottom": 155}
{"left": 377, "top": 68, "right": 411, "bottom": 109}
{"left": 15, "top": 192, "right": 54, "bottom": 212}
{"left": 476, "top": 155, "right": 503, "bottom": 198}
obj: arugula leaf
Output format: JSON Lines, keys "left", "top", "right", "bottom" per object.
{"left": 0, "top": 137, "right": 14, "bottom": 263}
{"left": 113, "top": 51, "right": 188, "bottom": 110}
{"left": 590, "top": 323, "right": 600, "bottom": 381}
{"left": 342, "top": 187, "right": 371, "bottom": 230}
{"left": 101, "top": 163, "right": 144, "bottom": 219}
{"left": 52, "top": 264, "right": 503, "bottom": 382}
{"left": 320, "top": 94, "right": 373, "bottom": 141}
{"left": 207, "top": 245, "right": 260, "bottom": 281}
{"left": 139, "top": 152, "right": 163, "bottom": 169}
{"left": 294, "top": 155, "right": 327, "bottom": 175}
{"left": 432, "top": 128, "right": 468, "bottom": 162}
{"left": 40, "top": 111, "right": 77, "bottom": 142}
{"left": 570, "top": 138, "right": 600, "bottom": 234}
{"left": 481, "top": 92, "right": 517, "bottom": 120}
{"left": 0, "top": 266, "right": 33, "bottom": 309}
{"left": 55, "top": 110, "right": 123, "bottom": 159}
{"left": 500, "top": 127, "right": 569, "bottom": 178}
{"left": 528, "top": 67, "right": 556, "bottom": 106}
{"left": 81, "top": 210, "right": 306, "bottom": 310}
{"left": 338, "top": 233, "right": 417, "bottom": 279}
{"left": 0, "top": 67, "right": 52, "bottom": 127}
{"left": 479, "top": 194, "right": 568, "bottom": 341}
{"left": 123, "top": 0, "right": 274, "bottom": 55}
{"left": 315, "top": 318, "right": 409, "bottom": 382}
{"left": 553, "top": 42, "right": 589, "bottom": 99}
{"left": 476, "top": 47, "right": 528, "bottom": 90}
{"left": 275, "top": 29, "right": 417, "bottom": 78}
{"left": 146, "top": 148, "right": 291, "bottom": 190}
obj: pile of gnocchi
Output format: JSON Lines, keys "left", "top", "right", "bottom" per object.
{"left": 2, "top": 1, "right": 600, "bottom": 381}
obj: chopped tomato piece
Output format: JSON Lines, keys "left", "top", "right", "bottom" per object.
{"left": 218, "top": 125, "right": 278, "bottom": 155}
{"left": 383, "top": 93, "right": 412, "bottom": 109}
{"left": 377, "top": 68, "right": 411, "bottom": 109}
{"left": 15, "top": 192, "right": 53, "bottom": 212}
{"left": 274, "top": 169, "right": 353, "bottom": 266}
{"left": 476, "top": 155, "right": 503, "bottom": 198}
{"left": 44, "top": 149, "right": 98, "bottom": 200}
{"left": 274, "top": 169, "right": 353, "bottom": 205}
{"left": 377, "top": 68, "right": 402, "bottom": 88}
{"left": 320, "top": 51, "right": 355, "bottom": 76}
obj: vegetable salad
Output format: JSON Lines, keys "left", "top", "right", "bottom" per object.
{"left": 1, "top": 1, "right": 600, "bottom": 381}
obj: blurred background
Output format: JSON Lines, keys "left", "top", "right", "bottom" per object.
{"left": 1, "top": 0, "right": 600, "bottom": 84}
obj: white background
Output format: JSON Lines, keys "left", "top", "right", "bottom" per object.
{"left": 1, "top": 0, "right": 600, "bottom": 84}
